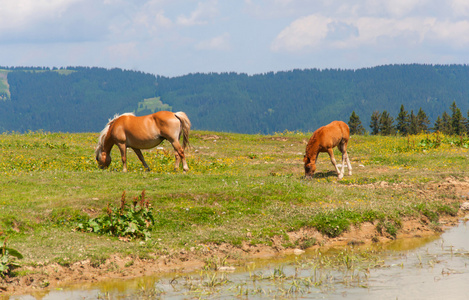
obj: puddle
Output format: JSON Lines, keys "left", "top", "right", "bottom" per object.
{"left": 354, "top": 221, "right": 469, "bottom": 300}
{"left": 11, "top": 221, "right": 469, "bottom": 299}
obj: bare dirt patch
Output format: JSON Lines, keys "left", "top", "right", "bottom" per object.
{"left": 196, "top": 134, "right": 221, "bottom": 140}
{"left": 430, "top": 176, "right": 469, "bottom": 196}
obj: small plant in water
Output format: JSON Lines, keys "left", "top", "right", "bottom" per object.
{"left": 0, "top": 237, "right": 23, "bottom": 278}
{"left": 78, "top": 190, "right": 155, "bottom": 240}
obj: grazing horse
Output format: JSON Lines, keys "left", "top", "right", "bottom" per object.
{"left": 303, "top": 120, "right": 352, "bottom": 179}
{"left": 95, "top": 111, "right": 191, "bottom": 172}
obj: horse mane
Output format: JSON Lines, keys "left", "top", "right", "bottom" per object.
{"left": 95, "top": 113, "right": 135, "bottom": 155}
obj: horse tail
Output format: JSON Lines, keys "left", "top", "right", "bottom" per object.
{"left": 174, "top": 111, "right": 191, "bottom": 150}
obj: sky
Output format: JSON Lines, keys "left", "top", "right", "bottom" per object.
{"left": 1, "top": 0, "right": 469, "bottom": 77}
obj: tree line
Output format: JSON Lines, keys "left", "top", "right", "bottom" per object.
{"left": 155, "top": 64, "right": 469, "bottom": 134}
{"left": 348, "top": 101, "right": 469, "bottom": 136}
{"left": 2, "top": 64, "right": 469, "bottom": 134}
{"left": 0, "top": 67, "right": 157, "bottom": 132}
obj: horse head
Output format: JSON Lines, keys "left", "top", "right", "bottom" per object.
{"left": 303, "top": 155, "right": 316, "bottom": 178}
{"left": 96, "top": 147, "right": 111, "bottom": 169}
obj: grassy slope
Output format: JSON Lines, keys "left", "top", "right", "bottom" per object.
{"left": 0, "top": 70, "right": 10, "bottom": 99}
{"left": 0, "top": 131, "right": 467, "bottom": 265}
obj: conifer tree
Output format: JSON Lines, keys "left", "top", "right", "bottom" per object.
{"left": 348, "top": 111, "right": 365, "bottom": 135}
{"left": 450, "top": 101, "right": 466, "bottom": 135}
{"left": 441, "top": 111, "right": 452, "bottom": 134}
{"left": 466, "top": 110, "right": 469, "bottom": 133}
{"left": 379, "top": 110, "right": 395, "bottom": 135}
{"left": 370, "top": 111, "right": 381, "bottom": 135}
{"left": 433, "top": 116, "right": 443, "bottom": 132}
{"left": 409, "top": 110, "right": 418, "bottom": 135}
{"left": 416, "top": 108, "right": 430, "bottom": 133}
{"left": 396, "top": 104, "right": 409, "bottom": 135}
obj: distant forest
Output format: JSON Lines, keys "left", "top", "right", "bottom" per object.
{"left": 1, "top": 64, "right": 469, "bottom": 134}
{"left": 0, "top": 67, "right": 157, "bottom": 132}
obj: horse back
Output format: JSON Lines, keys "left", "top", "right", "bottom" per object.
{"left": 331, "top": 120, "right": 350, "bottom": 142}
{"left": 309, "top": 121, "right": 349, "bottom": 151}
{"left": 108, "top": 113, "right": 162, "bottom": 144}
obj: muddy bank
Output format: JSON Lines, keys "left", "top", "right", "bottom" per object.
{"left": 3, "top": 176, "right": 469, "bottom": 297}
{"left": 1, "top": 212, "right": 466, "bottom": 297}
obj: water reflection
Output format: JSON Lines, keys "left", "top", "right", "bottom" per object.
{"left": 12, "top": 221, "right": 469, "bottom": 300}
{"left": 354, "top": 221, "right": 469, "bottom": 300}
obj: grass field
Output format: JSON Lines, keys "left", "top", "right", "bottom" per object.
{"left": 0, "top": 130, "right": 468, "bottom": 269}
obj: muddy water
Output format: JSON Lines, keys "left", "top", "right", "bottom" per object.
{"left": 12, "top": 221, "right": 469, "bottom": 300}
{"left": 338, "top": 221, "right": 469, "bottom": 300}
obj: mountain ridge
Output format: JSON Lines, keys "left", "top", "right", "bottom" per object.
{"left": 0, "top": 64, "right": 468, "bottom": 133}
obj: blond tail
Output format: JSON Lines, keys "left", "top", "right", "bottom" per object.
{"left": 174, "top": 111, "right": 191, "bottom": 149}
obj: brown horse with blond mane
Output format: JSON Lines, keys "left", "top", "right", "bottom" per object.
{"left": 95, "top": 111, "right": 191, "bottom": 172}
{"left": 303, "top": 120, "right": 352, "bottom": 179}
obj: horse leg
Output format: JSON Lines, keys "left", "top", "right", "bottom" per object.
{"left": 340, "top": 151, "right": 347, "bottom": 177}
{"left": 345, "top": 151, "right": 352, "bottom": 175}
{"left": 132, "top": 148, "right": 151, "bottom": 171}
{"left": 327, "top": 148, "right": 342, "bottom": 179}
{"left": 117, "top": 143, "right": 128, "bottom": 172}
{"left": 174, "top": 152, "right": 182, "bottom": 171}
{"left": 339, "top": 143, "right": 352, "bottom": 176}
{"left": 338, "top": 144, "right": 346, "bottom": 177}
{"left": 170, "top": 140, "right": 189, "bottom": 172}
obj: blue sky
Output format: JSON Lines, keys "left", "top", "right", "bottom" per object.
{"left": 1, "top": 0, "right": 469, "bottom": 77}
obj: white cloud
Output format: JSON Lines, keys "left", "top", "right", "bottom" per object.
{"left": 272, "top": 12, "right": 469, "bottom": 53}
{"left": 352, "top": 17, "right": 423, "bottom": 46}
{"left": 134, "top": 0, "right": 174, "bottom": 29}
{"left": 155, "top": 11, "right": 173, "bottom": 28}
{"left": 383, "top": 0, "right": 424, "bottom": 17}
{"left": 0, "top": 0, "right": 82, "bottom": 30}
{"left": 353, "top": 17, "right": 469, "bottom": 48}
{"left": 130, "top": 9, "right": 173, "bottom": 37}
{"left": 429, "top": 19, "right": 469, "bottom": 47}
{"left": 1, "top": 1, "right": 469, "bottom": 76}
{"left": 271, "top": 15, "right": 332, "bottom": 52}
{"left": 451, "top": 0, "right": 469, "bottom": 17}
{"left": 176, "top": 0, "right": 219, "bottom": 26}
{"left": 195, "top": 33, "right": 231, "bottom": 50}
{"left": 328, "top": 0, "right": 428, "bottom": 18}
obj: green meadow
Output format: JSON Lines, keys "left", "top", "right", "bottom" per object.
{"left": 0, "top": 130, "right": 467, "bottom": 267}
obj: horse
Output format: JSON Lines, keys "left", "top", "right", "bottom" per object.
{"left": 95, "top": 111, "right": 191, "bottom": 172}
{"left": 303, "top": 120, "right": 352, "bottom": 179}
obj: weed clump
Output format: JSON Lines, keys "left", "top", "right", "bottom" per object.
{"left": 308, "top": 210, "right": 363, "bottom": 238}
{"left": 78, "top": 190, "right": 155, "bottom": 240}
{"left": 0, "top": 237, "right": 23, "bottom": 278}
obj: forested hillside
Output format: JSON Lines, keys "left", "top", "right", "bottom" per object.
{"left": 156, "top": 64, "right": 469, "bottom": 133}
{"left": 0, "top": 67, "right": 157, "bottom": 132}
{"left": 1, "top": 64, "right": 468, "bottom": 134}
